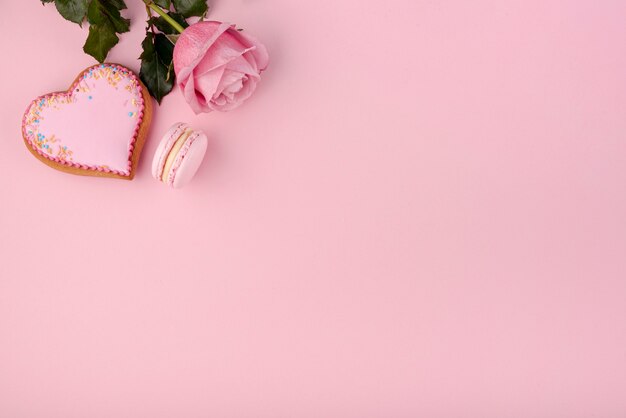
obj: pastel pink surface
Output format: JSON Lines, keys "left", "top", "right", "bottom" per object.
{"left": 22, "top": 64, "right": 144, "bottom": 175}
{"left": 2, "top": 1, "right": 626, "bottom": 417}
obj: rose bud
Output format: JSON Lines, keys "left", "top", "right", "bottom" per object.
{"left": 173, "top": 21, "right": 269, "bottom": 113}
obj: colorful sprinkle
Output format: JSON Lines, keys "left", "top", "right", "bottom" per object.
{"left": 23, "top": 63, "right": 142, "bottom": 169}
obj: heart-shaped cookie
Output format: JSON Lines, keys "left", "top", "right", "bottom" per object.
{"left": 22, "top": 64, "right": 153, "bottom": 180}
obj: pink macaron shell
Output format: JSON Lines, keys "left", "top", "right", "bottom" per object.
{"left": 151, "top": 122, "right": 188, "bottom": 180}
{"left": 170, "top": 133, "right": 208, "bottom": 189}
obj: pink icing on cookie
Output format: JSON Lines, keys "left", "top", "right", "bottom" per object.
{"left": 22, "top": 64, "right": 145, "bottom": 176}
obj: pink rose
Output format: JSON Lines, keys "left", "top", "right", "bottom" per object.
{"left": 173, "top": 21, "right": 269, "bottom": 113}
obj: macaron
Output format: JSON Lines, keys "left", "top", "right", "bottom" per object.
{"left": 152, "top": 122, "right": 208, "bottom": 188}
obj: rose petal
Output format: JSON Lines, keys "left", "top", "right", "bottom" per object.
{"left": 235, "top": 30, "right": 270, "bottom": 71}
{"left": 174, "top": 21, "right": 231, "bottom": 82}
{"left": 213, "top": 69, "right": 245, "bottom": 99}
{"left": 190, "top": 66, "right": 226, "bottom": 113}
{"left": 225, "top": 55, "right": 259, "bottom": 77}
{"left": 192, "top": 33, "right": 256, "bottom": 77}
{"left": 209, "top": 78, "right": 258, "bottom": 112}
{"left": 223, "top": 78, "right": 244, "bottom": 99}
{"left": 242, "top": 50, "right": 259, "bottom": 73}
{"left": 232, "top": 77, "right": 257, "bottom": 104}
{"left": 181, "top": 74, "right": 204, "bottom": 114}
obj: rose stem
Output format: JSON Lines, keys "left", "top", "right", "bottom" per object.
{"left": 142, "top": 0, "right": 185, "bottom": 34}
{"left": 145, "top": 5, "right": 155, "bottom": 30}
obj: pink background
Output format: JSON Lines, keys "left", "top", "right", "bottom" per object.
{"left": 1, "top": 0, "right": 626, "bottom": 416}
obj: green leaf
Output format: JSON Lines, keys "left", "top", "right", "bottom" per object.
{"left": 83, "top": 24, "right": 119, "bottom": 63}
{"left": 171, "top": 0, "right": 207, "bottom": 18}
{"left": 148, "top": 12, "right": 188, "bottom": 34}
{"left": 87, "top": 0, "right": 130, "bottom": 33}
{"left": 139, "top": 32, "right": 175, "bottom": 103}
{"left": 107, "top": 0, "right": 127, "bottom": 9}
{"left": 154, "top": 0, "right": 171, "bottom": 9}
{"left": 155, "top": 32, "right": 175, "bottom": 65}
{"left": 54, "top": 0, "right": 88, "bottom": 25}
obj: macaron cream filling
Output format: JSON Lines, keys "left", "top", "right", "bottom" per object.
{"left": 162, "top": 128, "right": 193, "bottom": 182}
